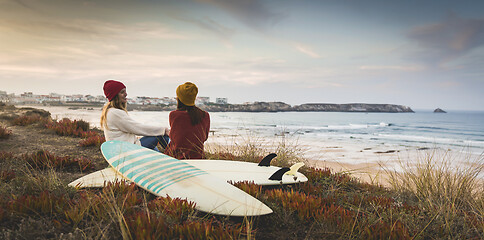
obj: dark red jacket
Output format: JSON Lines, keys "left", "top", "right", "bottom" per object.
{"left": 166, "top": 110, "right": 210, "bottom": 159}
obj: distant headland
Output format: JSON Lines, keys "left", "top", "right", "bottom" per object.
{"left": 12, "top": 101, "right": 415, "bottom": 113}
{"left": 2, "top": 90, "right": 413, "bottom": 113}
{"left": 126, "top": 102, "right": 414, "bottom": 113}
{"left": 10, "top": 101, "right": 414, "bottom": 113}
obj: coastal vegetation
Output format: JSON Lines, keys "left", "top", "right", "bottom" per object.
{"left": 0, "top": 103, "right": 482, "bottom": 239}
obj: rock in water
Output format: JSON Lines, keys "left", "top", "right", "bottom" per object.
{"left": 434, "top": 108, "right": 447, "bottom": 113}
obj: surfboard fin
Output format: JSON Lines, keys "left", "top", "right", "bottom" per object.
{"left": 258, "top": 153, "right": 277, "bottom": 167}
{"left": 285, "top": 162, "right": 305, "bottom": 176}
{"left": 269, "top": 167, "right": 290, "bottom": 181}
{"left": 285, "top": 162, "right": 305, "bottom": 181}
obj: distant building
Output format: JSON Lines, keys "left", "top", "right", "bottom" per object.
{"left": 49, "top": 93, "right": 62, "bottom": 98}
{"left": 84, "top": 95, "right": 106, "bottom": 103}
{"left": 3, "top": 90, "right": 217, "bottom": 106}
{"left": 94, "top": 95, "right": 107, "bottom": 103}
{"left": 65, "top": 94, "right": 85, "bottom": 102}
{"left": 216, "top": 98, "right": 228, "bottom": 104}
{"left": 196, "top": 97, "right": 210, "bottom": 105}
{"left": 127, "top": 98, "right": 137, "bottom": 105}
{"left": 128, "top": 96, "right": 175, "bottom": 105}
{"left": 161, "top": 97, "right": 176, "bottom": 105}
{"left": 0, "top": 91, "right": 8, "bottom": 103}
{"left": 12, "top": 92, "right": 38, "bottom": 104}
{"left": 21, "top": 92, "right": 33, "bottom": 98}
{"left": 85, "top": 95, "right": 95, "bottom": 102}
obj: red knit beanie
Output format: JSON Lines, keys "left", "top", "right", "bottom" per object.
{"left": 103, "top": 80, "right": 126, "bottom": 102}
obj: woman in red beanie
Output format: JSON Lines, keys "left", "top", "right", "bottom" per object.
{"left": 100, "top": 80, "right": 170, "bottom": 151}
{"left": 165, "top": 82, "right": 210, "bottom": 159}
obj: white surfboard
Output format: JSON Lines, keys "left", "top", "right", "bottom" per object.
{"left": 69, "top": 167, "right": 126, "bottom": 188}
{"left": 99, "top": 140, "right": 272, "bottom": 216}
{"left": 69, "top": 158, "right": 308, "bottom": 188}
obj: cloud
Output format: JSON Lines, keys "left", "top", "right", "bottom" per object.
{"left": 0, "top": 65, "right": 59, "bottom": 74}
{"left": 11, "top": 0, "right": 36, "bottom": 11}
{"left": 195, "top": 17, "right": 235, "bottom": 40}
{"left": 196, "top": 0, "right": 286, "bottom": 32}
{"left": 172, "top": 15, "right": 235, "bottom": 42}
{"left": 407, "top": 13, "right": 484, "bottom": 66}
{"left": 294, "top": 43, "right": 321, "bottom": 58}
{"left": 359, "top": 65, "right": 423, "bottom": 71}
{"left": 0, "top": 18, "right": 186, "bottom": 42}
{"left": 437, "top": 80, "right": 461, "bottom": 88}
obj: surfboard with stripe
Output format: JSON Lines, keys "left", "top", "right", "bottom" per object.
{"left": 69, "top": 159, "right": 308, "bottom": 189}
{"left": 101, "top": 140, "right": 272, "bottom": 216}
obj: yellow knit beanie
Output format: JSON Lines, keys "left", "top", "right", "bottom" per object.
{"left": 176, "top": 82, "right": 198, "bottom": 106}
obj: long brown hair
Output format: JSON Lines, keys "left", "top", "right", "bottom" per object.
{"left": 177, "top": 98, "right": 205, "bottom": 125}
{"left": 100, "top": 94, "right": 127, "bottom": 130}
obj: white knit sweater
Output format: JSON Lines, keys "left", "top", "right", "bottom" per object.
{"left": 103, "top": 108, "right": 166, "bottom": 145}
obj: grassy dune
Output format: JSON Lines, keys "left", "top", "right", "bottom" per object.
{"left": 0, "top": 103, "right": 482, "bottom": 239}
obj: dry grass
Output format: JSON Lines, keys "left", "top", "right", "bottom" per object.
{"left": 205, "top": 130, "right": 307, "bottom": 167}
{"left": 386, "top": 149, "right": 484, "bottom": 239}
{"left": 0, "top": 125, "right": 12, "bottom": 139}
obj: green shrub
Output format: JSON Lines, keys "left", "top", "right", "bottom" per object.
{"left": 22, "top": 150, "right": 94, "bottom": 172}
{"left": 12, "top": 114, "right": 47, "bottom": 126}
{"left": 79, "top": 135, "right": 106, "bottom": 147}
{"left": 45, "top": 118, "right": 97, "bottom": 138}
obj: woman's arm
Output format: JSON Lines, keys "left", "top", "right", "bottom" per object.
{"left": 109, "top": 109, "right": 166, "bottom": 136}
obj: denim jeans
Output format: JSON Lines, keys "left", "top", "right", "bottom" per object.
{"left": 140, "top": 135, "right": 170, "bottom": 152}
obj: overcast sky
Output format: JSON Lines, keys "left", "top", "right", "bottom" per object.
{"left": 1, "top": 0, "right": 483, "bottom": 110}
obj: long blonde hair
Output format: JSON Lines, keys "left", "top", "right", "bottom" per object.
{"left": 100, "top": 95, "right": 127, "bottom": 130}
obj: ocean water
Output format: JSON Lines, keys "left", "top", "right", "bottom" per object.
{"left": 221, "top": 111, "right": 484, "bottom": 152}
{"left": 207, "top": 111, "right": 484, "bottom": 162}
{"left": 32, "top": 106, "right": 484, "bottom": 164}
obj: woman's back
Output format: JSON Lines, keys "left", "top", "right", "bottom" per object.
{"left": 166, "top": 109, "right": 210, "bottom": 159}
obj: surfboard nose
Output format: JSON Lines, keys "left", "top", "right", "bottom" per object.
{"left": 209, "top": 197, "right": 273, "bottom": 217}
{"left": 240, "top": 203, "right": 273, "bottom": 217}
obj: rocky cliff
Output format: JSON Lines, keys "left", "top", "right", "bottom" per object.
{"left": 434, "top": 108, "right": 447, "bottom": 113}
{"left": 203, "top": 102, "right": 414, "bottom": 113}
{"left": 291, "top": 103, "right": 414, "bottom": 113}
{"left": 204, "top": 102, "right": 292, "bottom": 112}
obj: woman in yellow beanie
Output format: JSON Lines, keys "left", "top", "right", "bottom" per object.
{"left": 165, "top": 82, "right": 210, "bottom": 159}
